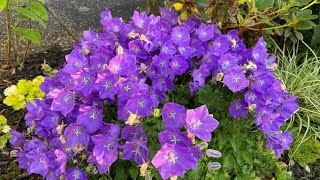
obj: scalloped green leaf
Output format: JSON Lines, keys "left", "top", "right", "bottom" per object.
{"left": 256, "top": 0, "right": 274, "bottom": 10}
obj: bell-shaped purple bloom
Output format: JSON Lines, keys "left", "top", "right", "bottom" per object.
{"left": 122, "top": 125, "right": 147, "bottom": 142}
{"left": 255, "top": 107, "right": 282, "bottom": 133}
{"left": 63, "top": 123, "right": 90, "bottom": 148}
{"left": 196, "top": 24, "right": 215, "bottom": 41}
{"left": 277, "top": 96, "right": 299, "bottom": 120}
{"left": 48, "top": 88, "right": 75, "bottom": 117}
{"left": 159, "top": 7, "right": 178, "bottom": 25}
{"left": 24, "top": 99, "right": 46, "bottom": 126}
{"left": 94, "top": 73, "right": 116, "bottom": 100}
{"left": 210, "top": 36, "right": 230, "bottom": 56}
{"left": 108, "top": 54, "right": 137, "bottom": 76}
{"left": 9, "top": 130, "right": 25, "bottom": 147}
{"left": 76, "top": 106, "right": 103, "bottom": 133}
{"left": 26, "top": 150, "right": 49, "bottom": 177}
{"left": 218, "top": 53, "right": 238, "bottom": 72}
{"left": 71, "top": 70, "right": 95, "bottom": 96}
{"left": 98, "top": 123, "right": 121, "bottom": 139}
{"left": 158, "top": 129, "right": 191, "bottom": 146}
{"left": 90, "top": 134, "right": 119, "bottom": 172}
{"left": 40, "top": 110, "right": 61, "bottom": 130}
{"left": 171, "top": 26, "right": 190, "bottom": 46}
{"left": 169, "top": 55, "right": 189, "bottom": 75}
{"left": 66, "top": 167, "right": 88, "bottom": 180}
{"left": 151, "top": 143, "right": 199, "bottom": 179}
{"left": 63, "top": 51, "right": 89, "bottom": 74}
{"left": 161, "top": 40, "right": 177, "bottom": 55}
{"left": 132, "top": 11, "right": 151, "bottom": 29}
{"left": 229, "top": 100, "right": 248, "bottom": 119}
{"left": 125, "top": 93, "right": 153, "bottom": 117}
{"left": 122, "top": 141, "right": 149, "bottom": 165}
{"left": 223, "top": 68, "right": 249, "bottom": 92}
{"left": 186, "top": 105, "right": 219, "bottom": 141}
{"left": 51, "top": 149, "right": 68, "bottom": 176}
{"left": 161, "top": 102, "right": 186, "bottom": 129}
{"left": 266, "top": 131, "right": 293, "bottom": 157}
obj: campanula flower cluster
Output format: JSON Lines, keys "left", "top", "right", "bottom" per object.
{"left": 9, "top": 7, "right": 298, "bottom": 180}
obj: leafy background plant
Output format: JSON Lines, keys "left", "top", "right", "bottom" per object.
{"left": 0, "top": 0, "right": 48, "bottom": 69}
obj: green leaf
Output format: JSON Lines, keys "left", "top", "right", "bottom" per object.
{"left": 294, "top": 20, "right": 316, "bottom": 30}
{"left": 256, "top": 0, "right": 274, "bottom": 10}
{"left": 29, "top": 2, "right": 48, "bottom": 21}
{"left": 0, "top": 0, "right": 6, "bottom": 12}
{"left": 294, "top": 30, "right": 303, "bottom": 40}
{"left": 294, "top": 0, "right": 312, "bottom": 6}
{"left": 11, "top": 7, "right": 46, "bottom": 27}
{"left": 195, "top": 0, "right": 209, "bottom": 8}
{"left": 14, "top": 27, "right": 41, "bottom": 46}
{"left": 129, "top": 166, "right": 138, "bottom": 180}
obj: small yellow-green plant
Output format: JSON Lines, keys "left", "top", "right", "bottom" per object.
{"left": 3, "top": 76, "right": 45, "bottom": 110}
{"left": 0, "top": 115, "right": 11, "bottom": 148}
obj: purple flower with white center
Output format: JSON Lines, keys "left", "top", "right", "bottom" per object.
{"left": 151, "top": 143, "right": 199, "bottom": 179}
{"left": 125, "top": 93, "right": 153, "bottom": 117}
{"left": 210, "top": 35, "right": 230, "bottom": 56}
{"left": 24, "top": 99, "right": 46, "bottom": 126}
{"left": 63, "top": 123, "right": 90, "bottom": 148}
{"left": 186, "top": 105, "right": 219, "bottom": 141}
{"left": 192, "top": 67, "right": 210, "bottom": 88}
{"left": 48, "top": 88, "right": 75, "bottom": 117}
{"left": 223, "top": 68, "right": 249, "bottom": 92}
{"left": 171, "top": 26, "right": 190, "bottom": 46}
{"left": 158, "top": 129, "right": 191, "bottom": 146}
{"left": 122, "top": 141, "right": 149, "bottom": 165}
{"left": 196, "top": 24, "right": 215, "bottom": 41}
{"left": 23, "top": 139, "right": 47, "bottom": 152}
{"left": 40, "top": 77, "right": 59, "bottom": 94}
{"left": 122, "top": 125, "right": 147, "bottom": 142}
{"left": 244, "top": 90, "right": 265, "bottom": 107}
{"left": 159, "top": 7, "right": 178, "bottom": 25}
{"left": 218, "top": 53, "right": 238, "bottom": 72}
{"left": 26, "top": 151, "right": 49, "bottom": 177}
{"left": 252, "top": 37, "right": 268, "bottom": 64}
{"left": 255, "top": 107, "right": 282, "bottom": 133}
{"left": 161, "top": 102, "right": 186, "bottom": 129}
{"left": 267, "top": 131, "right": 293, "bottom": 157}
{"left": 91, "top": 134, "right": 119, "bottom": 172}
{"left": 76, "top": 106, "right": 103, "bottom": 133}
{"left": 66, "top": 167, "right": 88, "bottom": 180}
{"left": 178, "top": 45, "right": 194, "bottom": 59}
{"left": 100, "top": 8, "right": 112, "bottom": 25}
{"left": 132, "top": 11, "right": 151, "bottom": 29}
{"left": 40, "top": 110, "right": 61, "bottom": 129}
{"left": 9, "top": 130, "right": 25, "bottom": 147}
{"left": 152, "top": 54, "right": 170, "bottom": 75}
{"left": 129, "top": 40, "right": 148, "bottom": 59}
{"left": 170, "top": 55, "right": 189, "bottom": 75}
{"left": 71, "top": 70, "right": 95, "bottom": 96}
{"left": 251, "top": 72, "right": 275, "bottom": 93}
{"left": 229, "top": 100, "right": 248, "bottom": 119}
{"left": 149, "top": 90, "right": 166, "bottom": 108}
{"left": 161, "top": 40, "right": 177, "bottom": 55}
{"left": 108, "top": 54, "right": 137, "bottom": 76}
{"left": 63, "top": 51, "right": 89, "bottom": 74}
{"left": 151, "top": 74, "right": 174, "bottom": 91}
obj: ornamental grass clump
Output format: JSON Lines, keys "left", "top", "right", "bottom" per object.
{"left": 9, "top": 8, "right": 299, "bottom": 179}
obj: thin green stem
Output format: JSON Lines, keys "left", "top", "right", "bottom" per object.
{"left": 301, "top": 0, "right": 319, "bottom": 11}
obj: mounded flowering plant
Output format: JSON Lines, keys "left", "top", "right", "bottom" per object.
{"left": 9, "top": 7, "right": 299, "bottom": 180}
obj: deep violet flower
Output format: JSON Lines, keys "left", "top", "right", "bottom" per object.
{"left": 161, "top": 102, "right": 186, "bottom": 129}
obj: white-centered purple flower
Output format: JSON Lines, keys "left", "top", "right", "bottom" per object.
{"left": 186, "top": 105, "right": 219, "bottom": 141}
{"left": 161, "top": 102, "right": 186, "bottom": 130}
{"left": 48, "top": 88, "right": 75, "bottom": 117}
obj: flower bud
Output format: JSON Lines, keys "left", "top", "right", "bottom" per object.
{"left": 153, "top": 108, "right": 161, "bottom": 118}
{"left": 197, "top": 141, "right": 208, "bottom": 150}
{"left": 205, "top": 149, "right": 222, "bottom": 158}
{"left": 207, "top": 162, "right": 221, "bottom": 171}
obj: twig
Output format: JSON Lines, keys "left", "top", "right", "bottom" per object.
{"left": 44, "top": 4, "right": 78, "bottom": 42}
{"left": 5, "top": 0, "right": 12, "bottom": 66}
